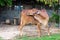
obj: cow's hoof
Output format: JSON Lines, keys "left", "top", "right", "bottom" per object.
{"left": 37, "top": 35, "right": 41, "bottom": 37}
{"left": 48, "top": 32, "right": 51, "bottom": 36}
{"left": 48, "top": 33, "right": 50, "bottom": 36}
{"left": 19, "top": 33, "right": 23, "bottom": 37}
{"left": 19, "top": 31, "right": 23, "bottom": 36}
{"left": 38, "top": 34, "right": 41, "bottom": 37}
{"left": 19, "top": 32, "right": 26, "bottom": 37}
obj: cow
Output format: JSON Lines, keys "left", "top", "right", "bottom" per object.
{"left": 18, "top": 8, "right": 50, "bottom": 36}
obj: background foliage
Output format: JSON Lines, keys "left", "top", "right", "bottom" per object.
{"left": 36, "top": 0, "right": 58, "bottom": 7}
{"left": 49, "top": 12, "right": 60, "bottom": 23}
{"left": 0, "top": 0, "right": 58, "bottom": 7}
{"left": 0, "top": 0, "right": 12, "bottom": 6}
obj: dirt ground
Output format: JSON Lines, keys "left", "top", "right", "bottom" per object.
{"left": 0, "top": 24, "right": 60, "bottom": 40}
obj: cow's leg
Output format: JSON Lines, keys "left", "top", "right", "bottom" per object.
{"left": 18, "top": 21, "right": 25, "bottom": 36}
{"left": 37, "top": 23, "right": 41, "bottom": 37}
{"left": 46, "top": 25, "right": 50, "bottom": 36}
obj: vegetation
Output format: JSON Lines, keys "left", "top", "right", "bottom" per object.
{"left": 0, "top": 0, "right": 12, "bottom": 6}
{"left": 36, "top": 0, "right": 59, "bottom": 13}
{"left": 14, "top": 34, "right": 60, "bottom": 40}
{"left": 0, "top": 37, "right": 3, "bottom": 40}
{"left": 0, "top": 0, "right": 58, "bottom": 7}
{"left": 36, "top": 0, "right": 58, "bottom": 7}
{"left": 49, "top": 12, "right": 59, "bottom": 23}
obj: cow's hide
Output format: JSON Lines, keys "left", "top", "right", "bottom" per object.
{"left": 18, "top": 8, "right": 50, "bottom": 36}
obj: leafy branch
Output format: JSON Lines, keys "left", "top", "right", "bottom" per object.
{"left": 0, "top": 0, "right": 12, "bottom": 6}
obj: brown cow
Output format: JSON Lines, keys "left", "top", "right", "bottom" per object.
{"left": 18, "top": 8, "right": 50, "bottom": 36}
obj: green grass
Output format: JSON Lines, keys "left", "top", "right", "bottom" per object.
{"left": 0, "top": 37, "right": 3, "bottom": 40}
{"left": 14, "top": 34, "right": 60, "bottom": 40}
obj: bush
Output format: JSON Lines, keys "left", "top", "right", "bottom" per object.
{"left": 49, "top": 12, "right": 60, "bottom": 23}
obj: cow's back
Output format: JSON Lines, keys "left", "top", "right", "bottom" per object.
{"left": 20, "top": 9, "right": 38, "bottom": 25}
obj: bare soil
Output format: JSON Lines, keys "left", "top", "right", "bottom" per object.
{"left": 0, "top": 24, "right": 60, "bottom": 40}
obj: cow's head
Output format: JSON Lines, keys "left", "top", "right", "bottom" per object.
{"left": 33, "top": 9, "right": 49, "bottom": 26}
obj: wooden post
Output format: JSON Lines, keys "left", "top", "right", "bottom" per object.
{"left": 14, "top": 18, "right": 16, "bottom": 25}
